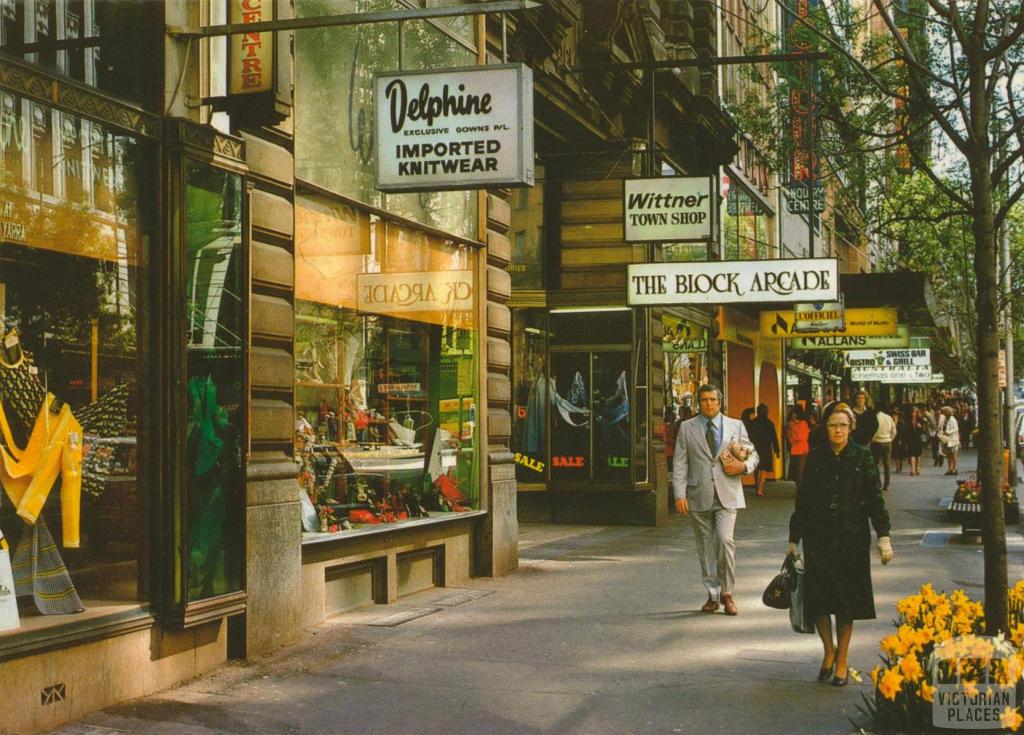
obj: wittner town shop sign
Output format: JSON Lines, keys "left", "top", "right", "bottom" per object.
{"left": 627, "top": 258, "right": 838, "bottom": 306}
{"left": 624, "top": 177, "right": 713, "bottom": 242}
{"left": 374, "top": 64, "right": 534, "bottom": 192}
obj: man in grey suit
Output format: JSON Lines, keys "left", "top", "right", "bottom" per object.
{"left": 672, "top": 384, "right": 758, "bottom": 615}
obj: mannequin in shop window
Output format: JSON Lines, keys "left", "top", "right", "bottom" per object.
{"left": 595, "top": 370, "right": 630, "bottom": 458}
{"left": 0, "top": 329, "right": 84, "bottom": 616}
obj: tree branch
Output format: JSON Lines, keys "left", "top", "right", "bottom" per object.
{"left": 872, "top": 0, "right": 973, "bottom": 156}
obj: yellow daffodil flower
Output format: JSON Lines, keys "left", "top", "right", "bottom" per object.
{"left": 1001, "top": 706, "right": 1024, "bottom": 732}
{"left": 879, "top": 667, "right": 904, "bottom": 701}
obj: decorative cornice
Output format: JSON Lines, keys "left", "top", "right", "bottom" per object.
{"left": 167, "top": 118, "right": 247, "bottom": 167}
{"left": 0, "top": 51, "right": 160, "bottom": 139}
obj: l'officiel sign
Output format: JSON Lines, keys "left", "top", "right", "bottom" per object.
{"left": 374, "top": 64, "right": 534, "bottom": 192}
{"left": 627, "top": 258, "right": 838, "bottom": 306}
{"left": 623, "top": 177, "right": 713, "bottom": 242}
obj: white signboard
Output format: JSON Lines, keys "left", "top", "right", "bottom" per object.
{"left": 851, "top": 365, "right": 933, "bottom": 382}
{"left": 846, "top": 348, "right": 931, "bottom": 369}
{"left": 357, "top": 271, "right": 473, "bottom": 316}
{"left": 374, "top": 64, "right": 534, "bottom": 192}
{"left": 789, "top": 326, "right": 910, "bottom": 350}
{"left": 624, "top": 177, "right": 713, "bottom": 242}
{"left": 793, "top": 300, "right": 844, "bottom": 333}
{"left": 895, "top": 372, "right": 944, "bottom": 384}
{"left": 627, "top": 258, "right": 839, "bottom": 306}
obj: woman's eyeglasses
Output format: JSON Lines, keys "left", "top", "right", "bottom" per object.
{"left": 827, "top": 422, "right": 851, "bottom": 429}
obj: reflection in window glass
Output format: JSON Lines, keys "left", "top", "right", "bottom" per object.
{"left": 295, "top": 0, "right": 478, "bottom": 239}
{"left": 184, "top": 162, "right": 244, "bottom": 602}
{"left": 663, "top": 242, "right": 709, "bottom": 262}
{"left": 509, "top": 167, "right": 544, "bottom": 289}
{"left": 294, "top": 193, "right": 480, "bottom": 536}
{"left": 593, "top": 352, "right": 630, "bottom": 482}
{"left": 723, "top": 185, "right": 772, "bottom": 260}
{"left": 0, "top": 0, "right": 163, "bottom": 111}
{"left": 0, "top": 94, "right": 154, "bottom": 624}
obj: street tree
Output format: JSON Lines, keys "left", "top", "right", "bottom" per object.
{"left": 874, "top": 173, "right": 1024, "bottom": 387}
{"left": 727, "top": 0, "right": 1024, "bottom": 633}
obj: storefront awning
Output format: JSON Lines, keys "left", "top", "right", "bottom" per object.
{"left": 728, "top": 269, "right": 933, "bottom": 327}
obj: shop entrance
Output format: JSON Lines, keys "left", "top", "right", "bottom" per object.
{"left": 548, "top": 350, "right": 631, "bottom": 484}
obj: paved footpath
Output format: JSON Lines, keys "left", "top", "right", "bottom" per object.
{"left": 49, "top": 449, "right": 1024, "bottom": 735}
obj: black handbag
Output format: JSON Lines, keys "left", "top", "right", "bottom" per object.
{"left": 762, "top": 557, "right": 793, "bottom": 609}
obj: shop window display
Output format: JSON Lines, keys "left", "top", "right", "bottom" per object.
{"left": 662, "top": 313, "right": 709, "bottom": 412}
{"left": 182, "top": 162, "right": 245, "bottom": 603}
{"left": 0, "top": 95, "right": 154, "bottom": 631}
{"left": 514, "top": 311, "right": 633, "bottom": 485}
{"left": 295, "top": 193, "right": 479, "bottom": 537}
{"left": 511, "top": 311, "right": 548, "bottom": 483}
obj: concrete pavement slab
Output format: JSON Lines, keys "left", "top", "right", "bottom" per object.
{"left": 43, "top": 449, "right": 1023, "bottom": 735}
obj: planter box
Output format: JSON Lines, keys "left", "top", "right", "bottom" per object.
{"left": 948, "top": 500, "right": 1019, "bottom": 537}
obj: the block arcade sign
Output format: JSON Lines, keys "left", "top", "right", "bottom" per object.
{"left": 624, "top": 177, "right": 713, "bottom": 242}
{"left": 374, "top": 64, "right": 534, "bottom": 192}
{"left": 627, "top": 258, "right": 838, "bottom": 306}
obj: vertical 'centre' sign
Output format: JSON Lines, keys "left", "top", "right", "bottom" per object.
{"left": 229, "top": 0, "right": 274, "bottom": 95}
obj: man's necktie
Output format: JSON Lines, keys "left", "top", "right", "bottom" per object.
{"left": 705, "top": 418, "right": 718, "bottom": 457}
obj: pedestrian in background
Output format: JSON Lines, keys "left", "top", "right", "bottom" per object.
{"left": 788, "top": 402, "right": 893, "bottom": 687}
{"left": 905, "top": 405, "right": 926, "bottom": 476}
{"left": 664, "top": 404, "right": 678, "bottom": 470}
{"left": 961, "top": 405, "right": 976, "bottom": 449}
{"left": 664, "top": 404, "right": 680, "bottom": 512}
{"left": 871, "top": 403, "right": 897, "bottom": 492}
{"left": 786, "top": 405, "right": 811, "bottom": 484}
{"left": 749, "top": 403, "right": 781, "bottom": 497}
{"left": 890, "top": 406, "right": 906, "bottom": 474}
{"left": 673, "top": 384, "right": 758, "bottom": 616}
{"left": 929, "top": 406, "right": 944, "bottom": 467}
{"left": 851, "top": 390, "right": 879, "bottom": 448}
{"left": 939, "top": 406, "right": 960, "bottom": 475}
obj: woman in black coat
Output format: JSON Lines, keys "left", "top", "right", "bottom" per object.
{"left": 749, "top": 403, "right": 781, "bottom": 497}
{"left": 788, "top": 402, "right": 893, "bottom": 687}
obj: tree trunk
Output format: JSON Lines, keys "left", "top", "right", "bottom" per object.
{"left": 968, "top": 51, "right": 1009, "bottom": 636}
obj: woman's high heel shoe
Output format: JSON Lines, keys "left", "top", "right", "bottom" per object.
{"left": 817, "top": 660, "right": 836, "bottom": 682}
{"left": 832, "top": 667, "right": 849, "bottom": 687}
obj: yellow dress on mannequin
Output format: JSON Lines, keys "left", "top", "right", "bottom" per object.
{"left": 0, "top": 393, "right": 83, "bottom": 548}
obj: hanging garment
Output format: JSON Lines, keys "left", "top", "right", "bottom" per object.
{"left": 0, "top": 394, "right": 84, "bottom": 548}
{"left": 76, "top": 382, "right": 132, "bottom": 502}
{"left": 524, "top": 373, "right": 549, "bottom": 453}
{"left": 76, "top": 381, "right": 131, "bottom": 438}
{"left": 10, "top": 519, "right": 84, "bottom": 615}
{"left": 0, "top": 345, "right": 61, "bottom": 439}
{"left": 551, "top": 374, "right": 590, "bottom": 428}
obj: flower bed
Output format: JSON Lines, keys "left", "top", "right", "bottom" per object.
{"left": 863, "top": 582, "right": 1024, "bottom": 734}
{"left": 953, "top": 478, "right": 1018, "bottom": 506}
{"left": 948, "top": 479, "right": 1019, "bottom": 534}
